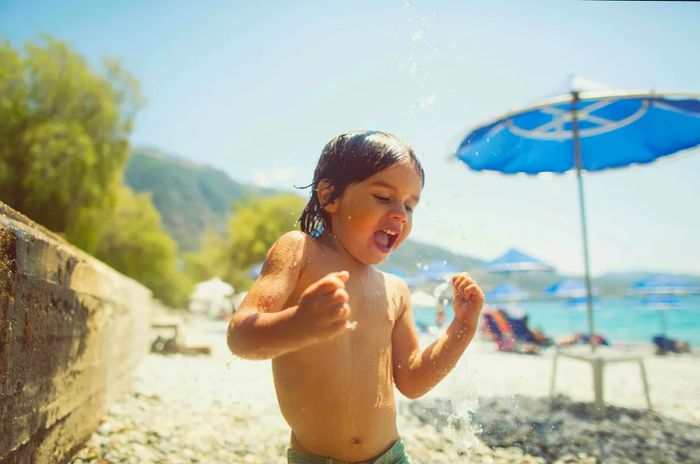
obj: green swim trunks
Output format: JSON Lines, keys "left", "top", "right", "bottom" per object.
{"left": 287, "top": 439, "right": 412, "bottom": 464}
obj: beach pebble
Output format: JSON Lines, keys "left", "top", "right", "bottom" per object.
{"left": 406, "top": 395, "right": 700, "bottom": 463}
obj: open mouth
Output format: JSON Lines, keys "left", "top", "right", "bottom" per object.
{"left": 373, "top": 229, "right": 399, "bottom": 252}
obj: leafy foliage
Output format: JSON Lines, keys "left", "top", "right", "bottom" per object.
{"left": 94, "top": 187, "right": 188, "bottom": 305}
{"left": 229, "top": 195, "right": 299, "bottom": 265}
{"left": 0, "top": 37, "right": 190, "bottom": 306}
{"left": 182, "top": 228, "right": 229, "bottom": 286}
{"left": 190, "top": 193, "right": 304, "bottom": 289}
{"left": 0, "top": 37, "right": 143, "bottom": 252}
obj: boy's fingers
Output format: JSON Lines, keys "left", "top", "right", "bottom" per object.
{"left": 333, "top": 288, "right": 349, "bottom": 304}
{"left": 463, "top": 283, "right": 478, "bottom": 296}
{"left": 309, "top": 275, "right": 346, "bottom": 295}
{"left": 322, "top": 305, "right": 350, "bottom": 332}
{"left": 458, "top": 280, "right": 474, "bottom": 294}
{"left": 337, "top": 303, "right": 351, "bottom": 319}
{"left": 334, "top": 270, "right": 350, "bottom": 282}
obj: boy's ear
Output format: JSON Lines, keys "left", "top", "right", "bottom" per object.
{"left": 317, "top": 180, "right": 339, "bottom": 213}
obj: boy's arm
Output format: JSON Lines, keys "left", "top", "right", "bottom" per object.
{"left": 392, "top": 274, "right": 483, "bottom": 399}
{"left": 228, "top": 231, "right": 351, "bottom": 360}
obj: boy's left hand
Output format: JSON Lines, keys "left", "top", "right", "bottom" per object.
{"left": 451, "top": 273, "right": 484, "bottom": 328}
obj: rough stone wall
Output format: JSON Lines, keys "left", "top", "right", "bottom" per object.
{"left": 0, "top": 202, "right": 153, "bottom": 464}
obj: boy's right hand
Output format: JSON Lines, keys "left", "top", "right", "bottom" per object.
{"left": 293, "top": 271, "right": 352, "bottom": 343}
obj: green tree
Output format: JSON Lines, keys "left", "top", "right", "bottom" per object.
{"left": 0, "top": 37, "right": 143, "bottom": 252}
{"left": 217, "top": 193, "right": 305, "bottom": 289}
{"left": 94, "top": 186, "right": 188, "bottom": 306}
{"left": 182, "top": 228, "right": 229, "bottom": 284}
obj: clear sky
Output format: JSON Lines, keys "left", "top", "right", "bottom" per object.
{"left": 2, "top": 0, "right": 699, "bottom": 276}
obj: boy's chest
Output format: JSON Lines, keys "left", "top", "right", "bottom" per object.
{"left": 345, "top": 279, "right": 400, "bottom": 331}
{"left": 296, "top": 269, "right": 401, "bottom": 337}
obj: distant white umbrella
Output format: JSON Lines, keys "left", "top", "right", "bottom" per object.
{"left": 189, "top": 277, "right": 235, "bottom": 317}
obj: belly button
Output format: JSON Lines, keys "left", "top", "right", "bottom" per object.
{"left": 351, "top": 437, "right": 361, "bottom": 445}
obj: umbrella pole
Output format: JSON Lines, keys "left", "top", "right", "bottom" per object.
{"left": 572, "top": 91, "right": 597, "bottom": 353}
{"left": 661, "top": 310, "right": 667, "bottom": 339}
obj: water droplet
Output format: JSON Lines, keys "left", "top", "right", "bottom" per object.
{"left": 411, "top": 28, "right": 424, "bottom": 43}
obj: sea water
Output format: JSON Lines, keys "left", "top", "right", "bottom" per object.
{"left": 413, "top": 295, "right": 700, "bottom": 345}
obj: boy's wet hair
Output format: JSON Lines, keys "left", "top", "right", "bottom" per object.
{"left": 298, "top": 131, "right": 425, "bottom": 237}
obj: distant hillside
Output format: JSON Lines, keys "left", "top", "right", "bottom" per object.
{"left": 124, "top": 148, "right": 279, "bottom": 251}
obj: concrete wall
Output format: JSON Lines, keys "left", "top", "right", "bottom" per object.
{"left": 0, "top": 202, "right": 153, "bottom": 464}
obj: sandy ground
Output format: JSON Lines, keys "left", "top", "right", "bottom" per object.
{"left": 179, "top": 317, "right": 700, "bottom": 425}
{"left": 71, "top": 316, "right": 700, "bottom": 463}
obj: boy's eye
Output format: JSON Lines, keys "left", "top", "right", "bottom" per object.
{"left": 405, "top": 204, "right": 414, "bottom": 213}
{"left": 373, "top": 194, "right": 390, "bottom": 202}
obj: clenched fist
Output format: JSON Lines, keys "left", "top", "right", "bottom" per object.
{"left": 292, "top": 271, "right": 353, "bottom": 344}
{"left": 451, "top": 273, "right": 484, "bottom": 328}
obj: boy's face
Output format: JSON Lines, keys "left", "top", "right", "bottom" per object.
{"left": 324, "top": 161, "right": 422, "bottom": 265}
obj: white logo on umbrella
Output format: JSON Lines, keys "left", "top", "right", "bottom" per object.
{"left": 506, "top": 98, "right": 650, "bottom": 141}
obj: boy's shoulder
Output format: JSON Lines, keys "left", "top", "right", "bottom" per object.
{"left": 269, "top": 230, "right": 328, "bottom": 270}
{"left": 274, "top": 230, "right": 324, "bottom": 258}
{"left": 264, "top": 231, "right": 308, "bottom": 271}
{"left": 274, "top": 230, "right": 307, "bottom": 249}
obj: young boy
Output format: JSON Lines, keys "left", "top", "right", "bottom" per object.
{"left": 228, "top": 131, "right": 484, "bottom": 463}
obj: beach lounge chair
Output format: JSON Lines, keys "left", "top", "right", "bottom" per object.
{"left": 652, "top": 335, "right": 690, "bottom": 355}
{"left": 504, "top": 311, "right": 553, "bottom": 347}
{"left": 482, "top": 310, "right": 538, "bottom": 354}
{"left": 557, "top": 332, "right": 610, "bottom": 347}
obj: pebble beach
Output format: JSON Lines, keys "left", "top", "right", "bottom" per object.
{"left": 71, "top": 317, "right": 700, "bottom": 464}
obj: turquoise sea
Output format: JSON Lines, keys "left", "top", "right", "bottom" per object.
{"left": 413, "top": 295, "right": 700, "bottom": 346}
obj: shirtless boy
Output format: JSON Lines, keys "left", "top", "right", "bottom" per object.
{"left": 228, "top": 131, "right": 484, "bottom": 463}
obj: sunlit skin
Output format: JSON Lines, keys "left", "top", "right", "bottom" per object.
{"left": 228, "top": 161, "right": 485, "bottom": 462}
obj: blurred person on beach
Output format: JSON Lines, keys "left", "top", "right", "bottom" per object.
{"left": 227, "top": 131, "right": 484, "bottom": 464}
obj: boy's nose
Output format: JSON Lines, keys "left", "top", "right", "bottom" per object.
{"left": 390, "top": 207, "right": 408, "bottom": 222}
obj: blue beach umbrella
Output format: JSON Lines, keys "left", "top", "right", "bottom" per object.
{"left": 546, "top": 279, "right": 599, "bottom": 309}
{"left": 631, "top": 274, "right": 699, "bottom": 296}
{"left": 486, "top": 248, "right": 552, "bottom": 307}
{"left": 485, "top": 282, "right": 530, "bottom": 302}
{"left": 631, "top": 274, "right": 698, "bottom": 338}
{"left": 455, "top": 77, "right": 700, "bottom": 352}
{"left": 545, "top": 279, "right": 589, "bottom": 299}
{"left": 487, "top": 247, "right": 554, "bottom": 274}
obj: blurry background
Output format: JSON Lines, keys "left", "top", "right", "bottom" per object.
{"left": 1, "top": 0, "right": 699, "bottom": 312}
